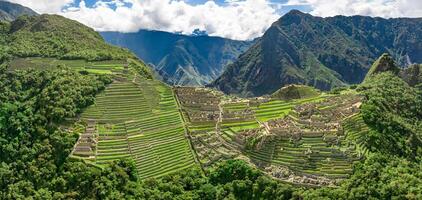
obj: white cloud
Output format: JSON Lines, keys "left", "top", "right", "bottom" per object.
{"left": 59, "top": 0, "right": 280, "bottom": 40}
{"left": 7, "top": 0, "right": 422, "bottom": 40}
{"left": 7, "top": 0, "right": 74, "bottom": 13}
{"left": 284, "top": 0, "right": 422, "bottom": 18}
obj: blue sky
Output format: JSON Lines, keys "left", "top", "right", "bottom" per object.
{"left": 8, "top": 0, "right": 422, "bottom": 40}
{"left": 186, "top": 0, "right": 312, "bottom": 13}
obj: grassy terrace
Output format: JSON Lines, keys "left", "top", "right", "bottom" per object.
{"left": 9, "top": 57, "right": 126, "bottom": 74}
{"left": 79, "top": 78, "right": 195, "bottom": 179}
{"left": 245, "top": 95, "right": 363, "bottom": 180}
{"left": 222, "top": 102, "right": 249, "bottom": 111}
{"left": 253, "top": 96, "right": 325, "bottom": 122}
{"left": 247, "top": 136, "right": 356, "bottom": 179}
{"left": 221, "top": 101, "right": 259, "bottom": 134}
{"left": 344, "top": 114, "right": 370, "bottom": 157}
{"left": 221, "top": 120, "right": 260, "bottom": 133}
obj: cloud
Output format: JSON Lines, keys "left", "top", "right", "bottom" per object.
{"left": 7, "top": 0, "right": 74, "bottom": 13}
{"left": 7, "top": 0, "right": 422, "bottom": 40}
{"left": 59, "top": 0, "right": 280, "bottom": 40}
{"left": 284, "top": 0, "right": 422, "bottom": 18}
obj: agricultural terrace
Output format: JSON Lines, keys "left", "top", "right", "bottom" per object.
{"left": 9, "top": 57, "right": 127, "bottom": 74}
{"left": 72, "top": 77, "right": 195, "bottom": 179}
{"left": 253, "top": 96, "right": 326, "bottom": 122}
{"left": 245, "top": 95, "right": 364, "bottom": 185}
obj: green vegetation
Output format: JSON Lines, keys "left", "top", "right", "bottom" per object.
{"left": 296, "top": 154, "right": 422, "bottom": 199}
{"left": 8, "top": 57, "right": 128, "bottom": 74}
{"left": 76, "top": 77, "right": 195, "bottom": 179}
{"left": 294, "top": 69, "right": 422, "bottom": 199}
{"left": 271, "top": 84, "right": 321, "bottom": 100}
{"left": 0, "top": 1, "right": 38, "bottom": 22}
{"left": 3, "top": 58, "right": 420, "bottom": 199}
{"left": 247, "top": 137, "right": 356, "bottom": 179}
{"left": 254, "top": 96, "right": 325, "bottom": 122}
{"left": 0, "top": 70, "right": 295, "bottom": 199}
{"left": 364, "top": 53, "right": 400, "bottom": 80}
{"left": 343, "top": 115, "right": 370, "bottom": 157}
{"left": 212, "top": 10, "right": 422, "bottom": 97}
{"left": 5, "top": 15, "right": 134, "bottom": 61}
{"left": 359, "top": 72, "right": 422, "bottom": 159}
{"left": 0, "top": 66, "right": 132, "bottom": 198}
{"left": 0, "top": 6, "right": 421, "bottom": 198}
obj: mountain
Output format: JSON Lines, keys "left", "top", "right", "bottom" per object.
{"left": 400, "top": 64, "right": 422, "bottom": 87}
{"left": 365, "top": 53, "right": 422, "bottom": 86}
{"left": 1, "top": 14, "right": 134, "bottom": 61}
{"left": 0, "top": 0, "right": 37, "bottom": 21}
{"left": 211, "top": 10, "right": 422, "bottom": 97}
{"left": 365, "top": 53, "right": 400, "bottom": 80}
{"left": 101, "top": 30, "right": 253, "bottom": 86}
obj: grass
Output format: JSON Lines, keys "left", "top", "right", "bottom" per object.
{"left": 222, "top": 121, "right": 260, "bottom": 132}
{"left": 343, "top": 114, "right": 370, "bottom": 157}
{"left": 253, "top": 96, "right": 325, "bottom": 122}
{"left": 9, "top": 57, "right": 126, "bottom": 74}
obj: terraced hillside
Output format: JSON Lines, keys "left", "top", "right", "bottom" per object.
{"left": 9, "top": 57, "right": 127, "bottom": 74}
{"left": 72, "top": 75, "right": 195, "bottom": 179}
{"left": 175, "top": 87, "right": 367, "bottom": 186}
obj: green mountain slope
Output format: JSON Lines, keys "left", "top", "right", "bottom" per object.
{"left": 365, "top": 53, "right": 422, "bottom": 86}
{"left": 1, "top": 14, "right": 135, "bottom": 61}
{"left": 212, "top": 10, "right": 422, "bottom": 97}
{"left": 101, "top": 30, "right": 253, "bottom": 86}
{"left": 0, "top": 0, "right": 37, "bottom": 21}
{"left": 364, "top": 53, "right": 400, "bottom": 80}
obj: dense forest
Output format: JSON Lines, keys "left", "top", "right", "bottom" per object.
{"left": 0, "top": 15, "right": 134, "bottom": 62}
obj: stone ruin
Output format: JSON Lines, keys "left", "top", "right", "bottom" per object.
{"left": 265, "top": 165, "right": 335, "bottom": 186}
{"left": 175, "top": 87, "right": 221, "bottom": 123}
{"left": 71, "top": 120, "right": 98, "bottom": 160}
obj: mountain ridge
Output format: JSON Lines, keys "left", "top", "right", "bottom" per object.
{"left": 0, "top": 0, "right": 37, "bottom": 21}
{"left": 211, "top": 10, "right": 422, "bottom": 97}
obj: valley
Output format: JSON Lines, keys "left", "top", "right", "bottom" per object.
{"left": 101, "top": 30, "right": 252, "bottom": 86}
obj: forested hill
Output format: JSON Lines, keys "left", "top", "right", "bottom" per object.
{"left": 365, "top": 53, "right": 422, "bottom": 87}
{"left": 0, "top": 0, "right": 37, "bottom": 21}
{"left": 101, "top": 30, "right": 252, "bottom": 86}
{"left": 0, "top": 14, "right": 136, "bottom": 62}
{"left": 211, "top": 10, "right": 422, "bottom": 97}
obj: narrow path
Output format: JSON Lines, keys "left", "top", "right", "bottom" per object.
{"left": 214, "top": 101, "right": 242, "bottom": 151}
{"left": 215, "top": 101, "right": 223, "bottom": 135}
{"left": 132, "top": 73, "right": 137, "bottom": 83}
